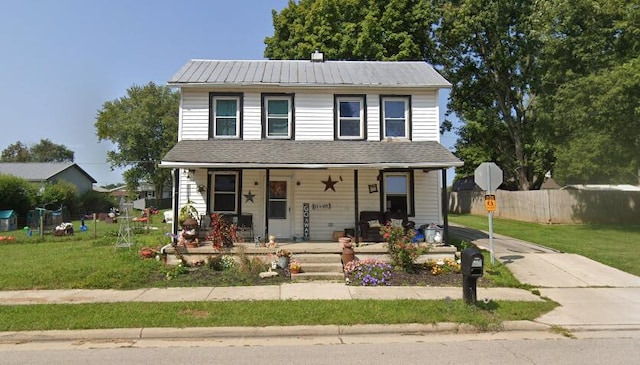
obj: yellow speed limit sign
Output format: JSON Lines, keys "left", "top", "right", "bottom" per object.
{"left": 485, "top": 194, "right": 497, "bottom": 212}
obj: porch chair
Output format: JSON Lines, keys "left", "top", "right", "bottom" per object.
{"left": 236, "top": 213, "right": 254, "bottom": 242}
{"left": 358, "top": 211, "right": 385, "bottom": 242}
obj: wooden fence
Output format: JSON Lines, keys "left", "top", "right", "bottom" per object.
{"left": 449, "top": 190, "right": 640, "bottom": 224}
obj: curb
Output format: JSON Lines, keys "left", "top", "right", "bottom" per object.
{"left": 0, "top": 321, "right": 550, "bottom": 342}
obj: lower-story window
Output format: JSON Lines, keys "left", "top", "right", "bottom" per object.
{"left": 211, "top": 172, "right": 238, "bottom": 213}
{"left": 383, "top": 171, "right": 414, "bottom": 215}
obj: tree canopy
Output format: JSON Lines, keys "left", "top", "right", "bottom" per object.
{"left": 1, "top": 139, "right": 74, "bottom": 162}
{"left": 264, "top": 0, "right": 640, "bottom": 189}
{"left": 94, "top": 82, "right": 179, "bottom": 200}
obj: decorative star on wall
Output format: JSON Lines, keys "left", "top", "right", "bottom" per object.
{"left": 322, "top": 175, "right": 338, "bottom": 192}
{"left": 244, "top": 191, "right": 256, "bottom": 203}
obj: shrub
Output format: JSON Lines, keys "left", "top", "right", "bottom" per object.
{"left": 380, "top": 223, "right": 425, "bottom": 272}
{"left": 0, "top": 174, "right": 37, "bottom": 218}
{"left": 344, "top": 258, "right": 392, "bottom": 286}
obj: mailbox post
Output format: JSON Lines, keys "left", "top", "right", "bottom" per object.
{"left": 461, "top": 247, "right": 484, "bottom": 305}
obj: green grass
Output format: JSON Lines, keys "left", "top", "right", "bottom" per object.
{"left": 449, "top": 214, "right": 640, "bottom": 276}
{"left": 0, "top": 299, "right": 557, "bottom": 332}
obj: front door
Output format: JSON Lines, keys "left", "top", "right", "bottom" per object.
{"left": 268, "top": 178, "right": 291, "bottom": 239}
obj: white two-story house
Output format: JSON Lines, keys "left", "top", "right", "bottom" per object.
{"left": 160, "top": 53, "right": 462, "bottom": 243}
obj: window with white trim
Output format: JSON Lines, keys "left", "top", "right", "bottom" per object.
{"left": 382, "top": 97, "right": 409, "bottom": 138}
{"left": 211, "top": 172, "right": 238, "bottom": 213}
{"left": 336, "top": 96, "right": 364, "bottom": 139}
{"left": 384, "top": 172, "right": 412, "bottom": 214}
{"left": 264, "top": 95, "right": 293, "bottom": 139}
{"left": 211, "top": 95, "right": 241, "bottom": 138}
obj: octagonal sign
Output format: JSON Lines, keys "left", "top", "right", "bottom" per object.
{"left": 474, "top": 162, "right": 503, "bottom": 192}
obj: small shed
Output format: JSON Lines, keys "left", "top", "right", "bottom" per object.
{"left": 0, "top": 210, "right": 18, "bottom": 231}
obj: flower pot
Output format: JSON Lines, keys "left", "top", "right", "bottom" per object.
{"left": 278, "top": 256, "right": 290, "bottom": 269}
{"left": 184, "top": 241, "right": 199, "bottom": 248}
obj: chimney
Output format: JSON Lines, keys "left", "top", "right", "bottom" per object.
{"left": 310, "top": 50, "right": 324, "bottom": 62}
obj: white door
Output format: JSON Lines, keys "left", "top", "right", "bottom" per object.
{"left": 268, "top": 178, "right": 291, "bottom": 239}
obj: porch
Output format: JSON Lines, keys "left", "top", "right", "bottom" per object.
{"left": 162, "top": 241, "right": 458, "bottom": 281}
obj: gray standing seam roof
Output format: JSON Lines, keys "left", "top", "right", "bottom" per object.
{"left": 169, "top": 60, "right": 451, "bottom": 88}
{"left": 160, "top": 140, "right": 462, "bottom": 169}
{"left": 0, "top": 162, "right": 97, "bottom": 183}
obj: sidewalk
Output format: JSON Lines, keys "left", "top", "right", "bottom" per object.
{"left": 450, "top": 225, "right": 640, "bottom": 331}
{"left": 0, "top": 283, "right": 541, "bottom": 305}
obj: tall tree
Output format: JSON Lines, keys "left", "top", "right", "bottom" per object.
{"left": 30, "top": 138, "right": 74, "bottom": 162}
{"left": 0, "top": 139, "right": 74, "bottom": 162}
{"left": 95, "top": 82, "right": 179, "bottom": 201}
{"left": 429, "top": 0, "right": 552, "bottom": 190}
{"left": 535, "top": 0, "right": 640, "bottom": 184}
{"left": 264, "top": 0, "right": 435, "bottom": 61}
{"left": 1, "top": 142, "right": 30, "bottom": 162}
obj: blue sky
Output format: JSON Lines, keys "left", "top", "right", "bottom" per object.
{"left": 0, "top": 0, "right": 457, "bottom": 186}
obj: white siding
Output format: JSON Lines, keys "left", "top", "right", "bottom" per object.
{"left": 177, "top": 87, "right": 441, "bottom": 142}
{"left": 411, "top": 91, "right": 440, "bottom": 142}
{"left": 365, "top": 95, "right": 380, "bottom": 141}
{"left": 240, "top": 170, "right": 265, "bottom": 238}
{"left": 242, "top": 93, "right": 262, "bottom": 140}
{"left": 413, "top": 170, "right": 442, "bottom": 225}
{"left": 177, "top": 169, "right": 207, "bottom": 224}
{"left": 294, "top": 92, "right": 334, "bottom": 140}
{"left": 180, "top": 92, "right": 209, "bottom": 141}
{"left": 290, "top": 169, "right": 358, "bottom": 240}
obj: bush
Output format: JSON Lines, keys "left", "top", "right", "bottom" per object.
{"left": 38, "top": 180, "right": 79, "bottom": 216}
{"left": 79, "top": 190, "right": 117, "bottom": 216}
{"left": 380, "top": 223, "right": 425, "bottom": 272}
{"left": 0, "top": 174, "right": 37, "bottom": 218}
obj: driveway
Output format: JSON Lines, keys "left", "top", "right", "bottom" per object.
{"left": 450, "top": 224, "right": 640, "bottom": 330}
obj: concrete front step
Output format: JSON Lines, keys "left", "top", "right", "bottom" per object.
{"left": 291, "top": 253, "right": 342, "bottom": 264}
{"left": 291, "top": 271, "right": 345, "bottom": 281}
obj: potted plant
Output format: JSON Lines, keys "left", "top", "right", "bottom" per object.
{"left": 275, "top": 247, "right": 292, "bottom": 269}
{"left": 178, "top": 200, "right": 199, "bottom": 227}
{"left": 289, "top": 260, "right": 302, "bottom": 273}
{"left": 205, "top": 213, "right": 237, "bottom": 250}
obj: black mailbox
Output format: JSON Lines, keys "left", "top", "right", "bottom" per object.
{"left": 461, "top": 247, "right": 484, "bottom": 277}
{"left": 461, "top": 247, "right": 484, "bottom": 304}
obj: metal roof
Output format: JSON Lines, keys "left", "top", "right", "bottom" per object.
{"left": 0, "top": 162, "right": 97, "bottom": 183}
{"left": 160, "top": 140, "right": 462, "bottom": 169}
{"left": 168, "top": 60, "right": 451, "bottom": 89}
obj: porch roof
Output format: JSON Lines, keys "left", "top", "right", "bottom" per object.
{"left": 160, "top": 140, "right": 463, "bottom": 169}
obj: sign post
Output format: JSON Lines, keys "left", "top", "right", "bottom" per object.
{"left": 474, "top": 162, "right": 503, "bottom": 264}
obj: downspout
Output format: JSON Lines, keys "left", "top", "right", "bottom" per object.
{"left": 264, "top": 168, "right": 270, "bottom": 243}
{"left": 353, "top": 170, "right": 359, "bottom": 243}
{"left": 441, "top": 168, "right": 450, "bottom": 245}
{"left": 161, "top": 168, "right": 180, "bottom": 258}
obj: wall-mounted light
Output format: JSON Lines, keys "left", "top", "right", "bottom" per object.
{"left": 254, "top": 181, "right": 259, "bottom": 186}
{"left": 296, "top": 181, "right": 301, "bottom": 186}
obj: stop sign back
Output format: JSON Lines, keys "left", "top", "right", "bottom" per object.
{"left": 474, "top": 162, "right": 503, "bottom": 192}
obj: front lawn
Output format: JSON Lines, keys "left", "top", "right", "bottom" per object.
{"left": 449, "top": 214, "right": 640, "bottom": 276}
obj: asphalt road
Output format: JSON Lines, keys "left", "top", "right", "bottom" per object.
{"left": 2, "top": 331, "right": 640, "bottom": 364}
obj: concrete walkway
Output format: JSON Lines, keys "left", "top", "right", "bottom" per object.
{"left": 0, "top": 284, "right": 540, "bottom": 305}
{"left": 450, "top": 225, "right": 640, "bottom": 331}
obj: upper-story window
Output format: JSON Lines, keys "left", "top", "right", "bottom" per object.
{"left": 210, "top": 93, "right": 242, "bottom": 138}
{"left": 263, "top": 94, "right": 294, "bottom": 139}
{"left": 335, "top": 95, "right": 365, "bottom": 140}
{"left": 381, "top": 96, "right": 411, "bottom": 139}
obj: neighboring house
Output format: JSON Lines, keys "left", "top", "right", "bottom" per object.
{"left": 0, "top": 162, "right": 96, "bottom": 195}
{"left": 160, "top": 53, "right": 463, "bottom": 241}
